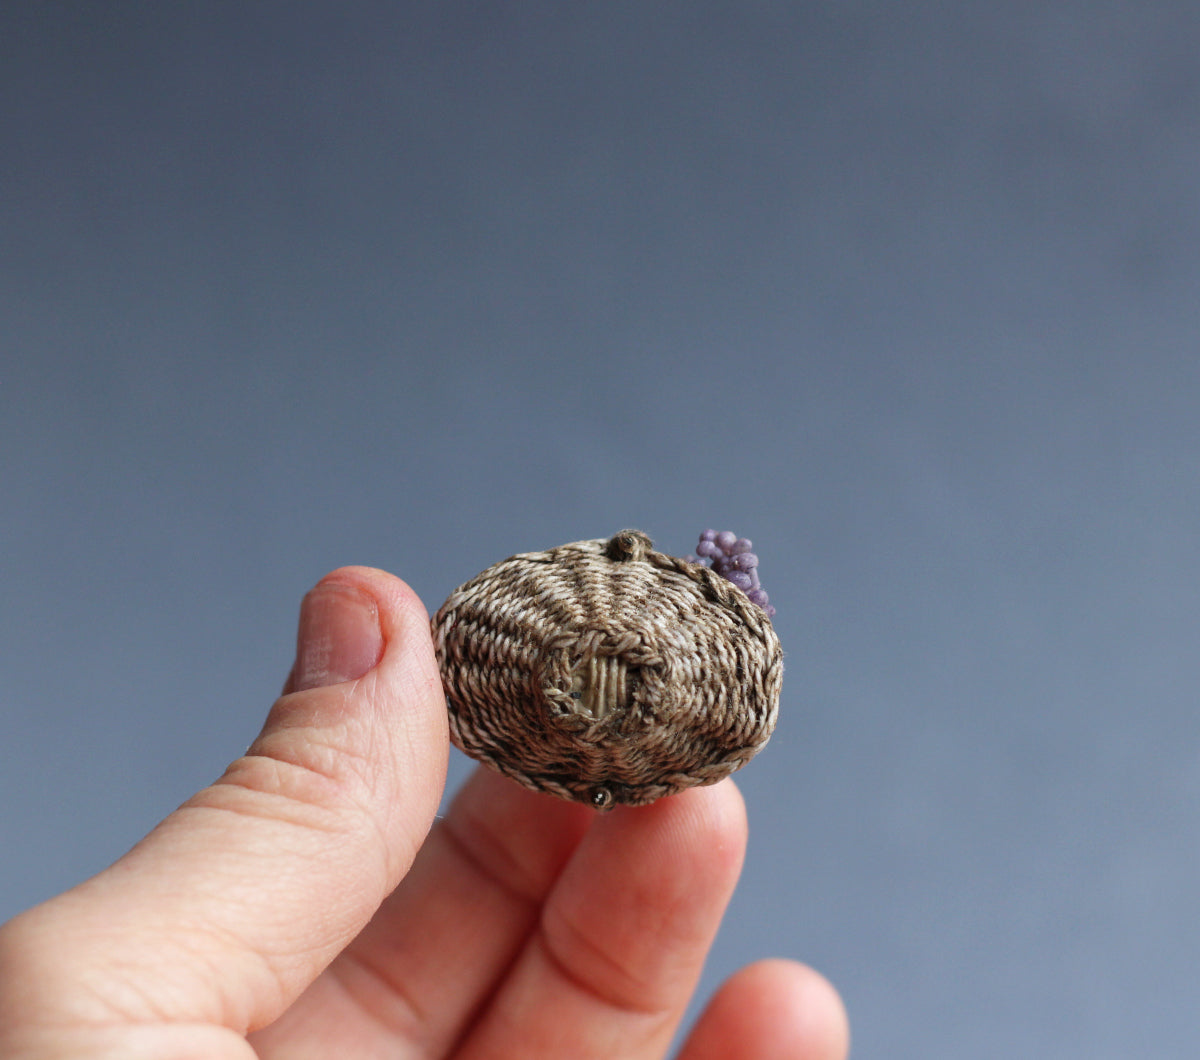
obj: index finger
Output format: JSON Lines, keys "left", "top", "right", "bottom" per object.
{"left": 455, "top": 779, "right": 748, "bottom": 1059}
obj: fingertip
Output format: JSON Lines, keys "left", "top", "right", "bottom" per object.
{"left": 661, "top": 778, "right": 748, "bottom": 882}
{"left": 268, "top": 564, "right": 448, "bottom": 847}
{"left": 321, "top": 565, "right": 429, "bottom": 625}
{"left": 288, "top": 578, "right": 382, "bottom": 693}
{"left": 283, "top": 566, "right": 442, "bottom": 723}
{"left": 303, "top": 566, "right": 432, "bottom": 661}
{"left": 605, "top": 778, "right": 748, "bottom": 868}
{"left": 682, "top": 958, "right": 850, "bottom": 1060}
{"left": 321, "top": 566, "right": 442, "bottom": 699}
{"left": 746, "top": 960, "right": 850, "bottom": 1060}
{"left": 703, "top": 777, "right": 749, "bottom": 854}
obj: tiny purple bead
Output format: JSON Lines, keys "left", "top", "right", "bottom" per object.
{"left": 746, "top": 588, "right": 767, "bottom": 606}
{"left": 715, "top": 530, "right": 737, "bottom": 552}
{"left": 749, "top": 567, "right": 760, "bottom": 589}
{"left": 728, "top": 570, "right": 753, "bottom": 591}
{"left": 700, "top": 529, "right": 718, "bottom": 542}
{"left": 696, "top": 539, "right": 720, "bottom": 559}
{"left": 733, "top": 551, "right": 758, "bottom": 571}
{"left": 730, "top": 537, "right": 753, "bottom": 555}
{"left": 712, "top": 555, "right": 734, "bottom": 575}
{"left": 765, "top": 603, "right": 776, "bottom": 617}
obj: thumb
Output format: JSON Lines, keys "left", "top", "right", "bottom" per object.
{"left": 0, "top": 567, "right": 448, "bottom": 1047}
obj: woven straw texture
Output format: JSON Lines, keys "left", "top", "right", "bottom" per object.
{"left": 432, "top": 529, "right": 783, "bottom": 807}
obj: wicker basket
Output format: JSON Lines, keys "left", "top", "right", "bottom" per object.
{"left": 432, "top": 530, "right": 783, "bottom": 808}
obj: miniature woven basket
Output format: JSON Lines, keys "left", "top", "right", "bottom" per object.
{"left": 432, "top": 529, "right": 783, "bottom": 808}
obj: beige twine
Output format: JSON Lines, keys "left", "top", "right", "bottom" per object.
{"left": 432, "top": 529, "right": 784, "bottom": 808}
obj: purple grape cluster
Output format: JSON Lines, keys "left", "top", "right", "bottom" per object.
{"left": 686, "top": 529, "right": 775, "bottom": 617}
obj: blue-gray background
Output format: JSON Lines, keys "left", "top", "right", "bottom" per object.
{"left": 4, "top": 4, "right": 1200, "bottom": 1056}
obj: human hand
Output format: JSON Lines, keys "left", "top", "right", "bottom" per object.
{"left": 0, "top": 567, "right": 848, "bottom": 1058}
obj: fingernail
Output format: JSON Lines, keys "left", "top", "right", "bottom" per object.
{"left": 291, "top": 581, "right": 383, "bottom": 691}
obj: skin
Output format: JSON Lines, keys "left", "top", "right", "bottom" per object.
{"left": 0, "top": 567, "right": 849, "bottom": 1059}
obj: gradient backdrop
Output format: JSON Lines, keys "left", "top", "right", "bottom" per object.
{"left": 4, "top": 4, "right": 1200, "bottom": 1056}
